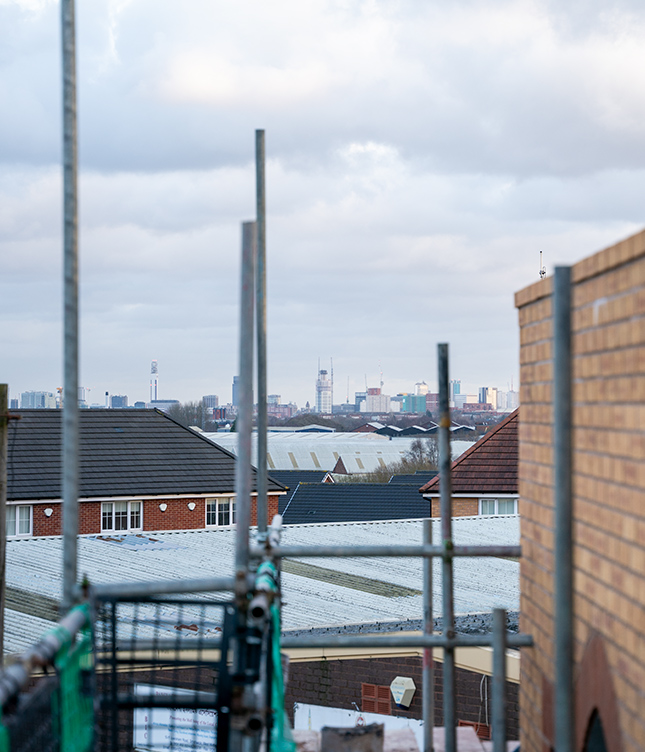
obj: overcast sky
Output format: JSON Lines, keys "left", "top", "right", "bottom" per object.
{"left": 2, "top": 0, "right": 644, "bottom": 407}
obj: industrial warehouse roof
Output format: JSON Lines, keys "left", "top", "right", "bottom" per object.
{"left": 281, "top": 483, "right": 432, "bottom": 524}
{"left": 8, "top": 409, "right": 285, "bottom": 501}
{"left": 421, "top": 410, "right": 519, "bottom": 495}
{"left": 208, "top": 431, "right": 475, "bottom": 473}
{"left": 5, "top": 516, "right": 519, "bottom": 653}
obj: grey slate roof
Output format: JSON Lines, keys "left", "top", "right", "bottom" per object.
{"left": 8, "top": 409, "right": 285, "bottom": 501}
{"left": 281, "top": 483, "right": 432, "bottom": 524}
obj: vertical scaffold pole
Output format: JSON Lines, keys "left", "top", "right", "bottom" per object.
{"left": 422, "top": 517, "right": 434, "bottom": 752}
{"left": 235, "top": 222, "right": 257, "bottom": 583}
{"left": 0, "top": 385, "right": 8, "bottom": 664}
{"left": 61, "top": 0, "right": 79, "bottom": 614}
{"left": 437, "top": 343, "right": 455, "bottom": 752}
{"left": 255, "top": 130, "right": 268, "bottom": 535}
{"left": 492, "top": 607, "right": 507, "bottom": 752}
{"left": 554, "top": 266, "right": 574, "bottom": 752}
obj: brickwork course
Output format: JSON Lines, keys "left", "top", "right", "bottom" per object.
{"left": 515, "top": 228, "right": 645, "bottom": 752}
{"left": 284, "top": 655, "right": 519, "bottom": 739}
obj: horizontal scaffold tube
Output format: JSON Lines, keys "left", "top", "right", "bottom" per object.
{"left": 0, "top": 605, "right": 88, "bottom": 708}
{"left": 250, "top": 544, "right": 521, "bottom": 559}
{"left": 91, "top": 576, "right": 236, "bottom": 600}
{"left": 280, "top": 633, "right": 533, "bottom": 650}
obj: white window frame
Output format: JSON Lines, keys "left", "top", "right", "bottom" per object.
{"left": 101, "top": 501, "right": 143, "bottom": 533}
{"left": 479, "top": 497, "right": 518, "bottom": 516}
{"left": 7, "top": 505, "right": 33, "bottom": 537}
{"left": 205, "top": 497, "right": 236, "bottom": 528}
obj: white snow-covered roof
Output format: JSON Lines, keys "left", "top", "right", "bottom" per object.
{"left": 5, "top": 516, "right": 519, "bottom": 652}
{"left": 206, "top": 432, "right": 474, "bottom": 473}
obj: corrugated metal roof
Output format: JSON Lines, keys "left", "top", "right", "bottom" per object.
{"left": 208, "top": 432, "right": 474, "bottom": 473}
{"left": 5, "top": 516, "right": 519, "bottom": 652}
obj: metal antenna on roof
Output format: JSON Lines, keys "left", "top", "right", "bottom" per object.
{"left": 539, "top": 250, "right": 546, "bottom": 279}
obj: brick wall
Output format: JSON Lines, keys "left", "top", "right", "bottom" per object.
{"left": 430, "top": 498, "right": 479, "bottom": 517}
{"left": 284, "top": 655, "right": 519, "bottom": 739}
{"left": 29, "top": 494, "right": 281, "bottom": 536}
{"left": 515, "top": 229, "right": 645, "bottom": 752}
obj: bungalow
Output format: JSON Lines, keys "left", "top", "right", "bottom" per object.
{"left": 419, "top": 409, "right": 518, "bottom": 517}
{"left": 7, "top": 408, "right": 285, "bottom": 537}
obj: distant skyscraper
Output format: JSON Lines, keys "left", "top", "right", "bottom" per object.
{"left": 150, "top": 360, "right": 159, "bottom": 402}
{"left": 478, "top": 386, "right": 488, "bottom": 404}
{"left": 450, "top": 380, "right": 461, "bottom": 400}
{"left": 315, "top": 369, "right": 332, "bottom": 414}
{"left": 232, "top": 376, "right": 240, "bottom": 408}
{"left": 414, "top": 381, "right": 429, "bottom": 396}
{"left": 110, "top": 395, "right": 128, "bottom": 408}
{"left": 203, "top": 394, "right": 219, "bottom": 408}
{"left": 20, "top": 391, "right": 56, "bottom": 409}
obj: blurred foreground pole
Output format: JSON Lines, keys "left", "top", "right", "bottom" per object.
{"left": 235, "top": 221, "right": 257, "bottom": 581}
{"left": 0, "top": 385, "right": 8, "bottom": 663}
{"left": 554, "top": 266, "right": 574, "bottom": 752}
{"left": 255, "top": 129, "right": 268, "bottom": 534}
{"left": 422, "top": 517, "right": 434, "bottom": 752}
{"left": 437, "top": 343, "right": 455, "bottom": 752}
{"left": 61, "top": 0, "right": 79, "bottom": 614}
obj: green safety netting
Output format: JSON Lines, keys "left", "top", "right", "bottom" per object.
{"left": 51, "top": 603, "right": 94, "bottom": 752}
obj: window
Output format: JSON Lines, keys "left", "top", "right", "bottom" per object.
{"left": 7, "top": 505, "right": 32, "bottom": 537}
{"left": 361, "top": 684, "right": 391, "bottom": 715}
{"left": 101, "top": 501, "right": 142, "bottom": 532}
{"left": 206, "top": 498, "right": 236, "bottom": 527}
{"left": 479, "top": 498, "right": 518, "bottom": 516}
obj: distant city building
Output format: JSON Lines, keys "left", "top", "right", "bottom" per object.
{"left": 315, "top": 369, "right": 332, "bottom": 414}
{"left": 506, "top": 390, "right": 519, "bottom": 410}
{"left": 203, "top": 394, "right": 219, "bottom": 408}
{"left": 148, "top": 399, "right": 179, "bottom": 413}
{"left": 20, "top": 391, "right": 56, "bottom": 409}
{"left": 354, "top": 392, "right": 367, "bottom": 412}
{"left": 150, "top": 360, "right": 159, "bottom": 402}
{"left": 232, "top": 376, "right": 240, "bottom": 408}
{"left": 10, "top": 399, "right": 18, "bottom": 410}
{"left": 399, "top": 394, "right": 426, "bottom": 413}
{"left": 110, "top": 395, "right": 128, "bottom": 409}
{"left": 268, "top": 394, "right": 281, "bottom": 405}
{"left": 414, "top": 381, "right": 429, "bottom": 396}
{"left": 450, "top": 380, "right": 461, "bottom": 400}
{"left": 134, "top": 401, "right": 146, "bottom": 409}
{"left": 478, "top": 387, "right": 489, "bottom": 404}
{"left": 365, "top": 388, "right": 391, "bottom": 413}
{"left": 426, "top": 393, "right": 439, "bottom": 412}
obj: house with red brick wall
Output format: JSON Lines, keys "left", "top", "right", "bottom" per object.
{"left": 6, "top": 409, "right": 285, "bottom": 537}
{"left": 419, "top": 409, "right": 518, "bottom": 517}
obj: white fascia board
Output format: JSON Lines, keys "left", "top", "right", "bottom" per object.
{"left": 15, "top": 491, "right": 286, "bottom": 505}
{"left": 422, "top": 493, "right": 518, "bottom": 499}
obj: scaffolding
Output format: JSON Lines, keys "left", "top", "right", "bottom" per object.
{"left": 0, "top": 2, "right": 565, "bottom": 750}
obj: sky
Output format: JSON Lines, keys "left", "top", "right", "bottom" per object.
{"left": 2, "top": 0, "right": 645, "bottom": 407}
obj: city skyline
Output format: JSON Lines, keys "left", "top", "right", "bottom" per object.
{"left": 10, "top": 363, "right": 518, "bottom": 412}
{"left": 3, "top": 2, "right": 644, "bottom": 414}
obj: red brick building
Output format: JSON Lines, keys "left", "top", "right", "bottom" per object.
{"left": 7, "top": 409, "right": 285, "bottom": 537}
{"left": 420, "top": 410, "right": 518, "bottom": 517}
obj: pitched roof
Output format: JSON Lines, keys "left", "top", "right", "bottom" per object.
{"left": 8, "top": 409, "right": 285, "bottom": 501}
{"left": 420, "top": 409, "right": 518, "bottom": 495}
{"left": 281, "top": 483, "right": 431, "bottom": 524}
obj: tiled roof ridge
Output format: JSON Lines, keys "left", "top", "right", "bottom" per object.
{"left": 420, "top": 408, "right": 519, "bottom": 492}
